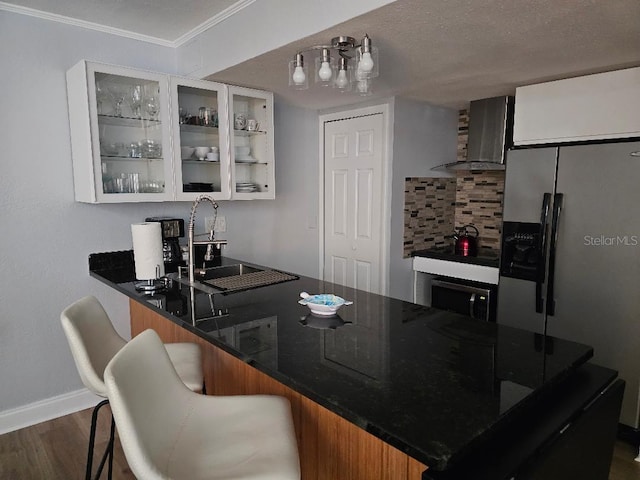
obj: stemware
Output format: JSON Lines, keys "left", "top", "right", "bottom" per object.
{"left": 145, "top": 95, "right": 159, "bottom": 121}
{"left": 108, "top": 84, "right": 127, "bottom": 117}
{"left": 128, "top": 85, "right": 143, "bottom": 119}
{"left": 95, "top": 81, "right": 111, "bottom": 115}
{"left": 143, "top": 85, "right": 160, "bottom": 121}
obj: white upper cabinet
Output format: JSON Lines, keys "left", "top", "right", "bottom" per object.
{"left": 67, "top": 61, "right": 174, "bottom": 203}
{"left": 66, "top": 60, "right": 275, "bottom": 203}
{"left": 228, "top": 85, "right": 275, "bottom": 200}
{"left": 170, "top": 76, "right": 231, "bottom": 201}
{"left": 513, "top": 67, "right": 640, "bottom": 146}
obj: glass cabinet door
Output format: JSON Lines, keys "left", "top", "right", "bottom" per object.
{"left": 87, "top": 64, "right": 173, "bottom": 202}
{"left": 228, "top": 85, "right": 275, "bottom": 199}
{"left": 171, "top": 77, "right": 230, "bottom": 201}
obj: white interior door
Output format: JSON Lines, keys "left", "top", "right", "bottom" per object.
{"left": 323, "top": 113, "right": 384, "bottom": 294}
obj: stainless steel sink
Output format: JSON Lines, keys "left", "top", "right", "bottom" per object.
{"left": 196, "top": 263, "right": 263, "bottom": 280}
{"left": 165, "top": 263, "right": 282, "bottom": 296}
{"left": 165, "top": 263, "right": 263, "bottom": 294}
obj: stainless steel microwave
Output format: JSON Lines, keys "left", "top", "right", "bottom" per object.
{"left": 431, "top": 278, "right": 496, "bottom": 322}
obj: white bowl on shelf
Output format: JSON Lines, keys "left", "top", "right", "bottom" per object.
{"left": 194, "top": 146, "right": 210, "bottom": 160}
{"left": 235, "top": 146, "right": 251, "bottom": 156}
{"left": 181, "top": 146, "right": 195, "bottom": 159}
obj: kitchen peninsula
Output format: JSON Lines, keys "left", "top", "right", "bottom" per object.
{"left": 89, "top": 251, "right": 623, "bottom": 480}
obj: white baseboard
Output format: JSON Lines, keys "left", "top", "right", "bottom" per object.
{"left": 0, "top": 389, "right": 102, "bottom": 435}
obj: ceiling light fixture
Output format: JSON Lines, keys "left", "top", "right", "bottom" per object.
{"left": 288, "top": 34, "right": 378, "bottom": 95}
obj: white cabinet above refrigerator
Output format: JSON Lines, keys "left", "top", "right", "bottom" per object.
{"left": 513, "top": 67, "right": 640, "bottom": 146}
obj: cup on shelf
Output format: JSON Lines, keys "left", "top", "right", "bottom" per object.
{"left": 246, "top": 119, "right": 259, "bottom": 131}
{"left": 128, "top": 142, "right": 141, "bottom": 158}
{"left": 100, "top": 142, "right": 124, "bottom": 156}
{"left": 206, "top": 152, "right": 219, "bottom": 161}
{"left": 140, "top": 139, "right": 161, "bottom": 158}
{"left": 106, "top": 172, "right": 141, "bottom": 193}
{"left": 199, "top": 107, "right": 217, "bottom": 127}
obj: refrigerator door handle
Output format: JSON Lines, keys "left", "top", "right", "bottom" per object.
{"left": 536, "top": 193, "right": 552, "bottom": 313}
{"left": 546, "top": 193, "right": 564, "bottom": 316}
{"left": 469, "top": 293, "right": 476, "bottom": 318}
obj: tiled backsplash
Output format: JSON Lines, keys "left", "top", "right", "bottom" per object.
{"left": 457, "top": 109, "right": 469, "bottom": 161}
{"left": 455, "top": 171, "right": 504, "bottom": 250}
{"left": 403, "top": 110, "right": 505, "bottom": 257}
{"left": 403, "top": 177, "right": 456, "bottom": 255}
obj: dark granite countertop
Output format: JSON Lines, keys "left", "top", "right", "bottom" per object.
{"left": 412, "top": 246, "right": 500, "bottom": 268}
{"left": 89, "top": 251, "right": 595, "bottom": 473}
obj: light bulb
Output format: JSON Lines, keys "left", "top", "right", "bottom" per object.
{"left": 359, "top": 52, "right": 374, "bottom": 73}
{"left": 335, "top": 69, "right": 349, "bottom": 89}
{"left": 292, "top": 66, "right": 306, "bottom": 85}
{"left": 318, "top": 61, "right": 332, "bottom": 81}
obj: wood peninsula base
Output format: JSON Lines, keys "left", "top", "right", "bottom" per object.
{"left": 130, "top": 300, "right": 428, "bottom": 480}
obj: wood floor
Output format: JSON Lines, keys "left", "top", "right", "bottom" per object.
{"left": 1, "top": 405, "right": 639, "bottom": 479}
{"left": 0, "top": 405, "right": 134, "bottom": 479}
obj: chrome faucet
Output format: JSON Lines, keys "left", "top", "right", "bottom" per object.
{"left": 188, "top": 195, "right": 227, "bottom": 284}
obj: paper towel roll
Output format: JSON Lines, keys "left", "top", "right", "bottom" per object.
{"left": 131, "top": 222, "right": 165, "bottom": 280}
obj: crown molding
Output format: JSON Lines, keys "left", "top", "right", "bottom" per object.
{"left": 174, "top": 0, "right": 256, "bottom": 47}
{"left": 0, "top": 0, "right": 256, "bottom": 48}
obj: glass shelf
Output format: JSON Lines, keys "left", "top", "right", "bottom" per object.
{"left": 182, "top": 159, "right": 221, "bottom": 164}
{"left": 233, "top": 129, "right": 267, "bottom": 137}
{"left": 180, "top": 124, "right": 220, "bottom": 134}
{"left": 98, "top": 114, "right": 162, "bottom": 127}
{"left": 101, "top": 155, "right": 163, "bottom": 161}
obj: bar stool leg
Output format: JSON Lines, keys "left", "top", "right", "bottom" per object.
{"left": 86, "top": 399, "right": 114, "bottom": 480}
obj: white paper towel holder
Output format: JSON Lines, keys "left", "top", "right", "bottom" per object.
{"left": 134, "top": 265, "right": 167, "bottom": 292}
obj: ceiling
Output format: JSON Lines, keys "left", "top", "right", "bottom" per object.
{"left": 0, "top": 0, "right": 243, "bottom": 45}
{"left": 3, "top": 0, "right": 640, "bottom": 110}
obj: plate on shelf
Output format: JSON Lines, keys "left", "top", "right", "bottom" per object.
{"left": 236, "top": 156, "right": 257, "bottom": 163}
{"left": 236, "top": 182, "right": 258, "bottom": 193}
{"left": 184, "top": 182, "right": 214, "bottom": 192}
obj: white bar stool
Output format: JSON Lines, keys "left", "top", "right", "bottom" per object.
{"left": 105, "top": 329, "right": 301, "bottom": 480}
{"left": 61, "top": 295, "right": 204, "bottom": 480}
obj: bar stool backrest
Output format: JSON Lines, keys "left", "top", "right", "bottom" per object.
{"left": 60, "top": 295, "right": 127, "bottom": 397}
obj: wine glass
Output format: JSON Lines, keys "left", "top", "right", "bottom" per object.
{"left": 108, "top": 84, "right": 126, "bottom": 117}
{"left": 128, "top": 85, "right": 143, "bottom": 119}
{"left": 145, "top": 96, "right": 159, "bottom": 121}
{"left": 95, "top": 81, "right": 110, "bottom": 115}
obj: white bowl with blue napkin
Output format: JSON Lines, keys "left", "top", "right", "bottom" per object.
{"left": 299, "top": 292, "right": 353, "bottom": 316}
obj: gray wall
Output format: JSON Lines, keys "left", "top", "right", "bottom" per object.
{"left": 219, "top": 100, "right": 320, "bottom": 277}
{"left": 0, "top": 11, "right": 318, "bottom": 416}
{"left": 0, "top": 11, "right": 179, "bottom": 413}
{"left": 388, "top": 97, "right": 457, "bottom": 301}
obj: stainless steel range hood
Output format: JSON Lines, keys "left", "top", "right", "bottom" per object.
{"left": 433, "top": 96, "right": 514, "bottom": 171}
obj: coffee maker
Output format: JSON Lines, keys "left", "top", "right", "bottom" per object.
{"left": 145, "top": 217, "right": 185, "bottom": 272}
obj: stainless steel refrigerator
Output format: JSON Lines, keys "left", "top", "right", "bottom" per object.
{"left": 497, "top": 141, "right": 640, "bottom": 429}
